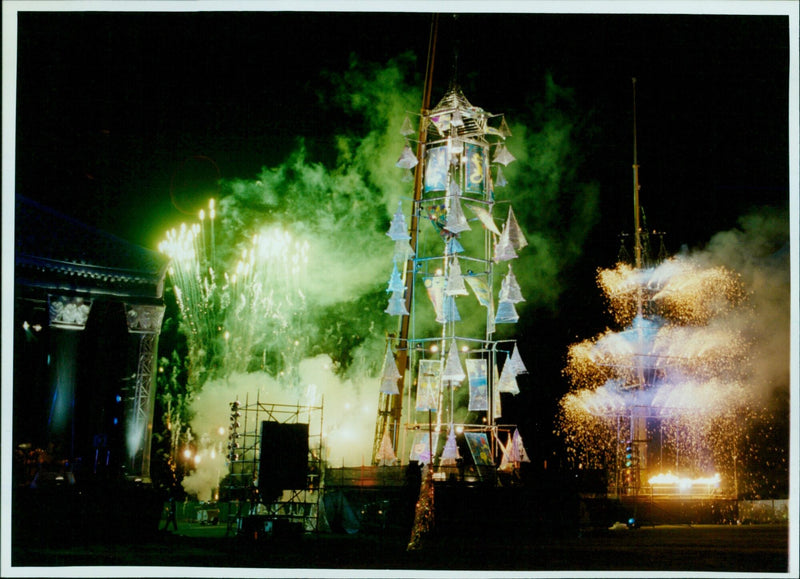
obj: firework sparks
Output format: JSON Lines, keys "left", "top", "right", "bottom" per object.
{"left": 159, "top": 200, "right": 309, "bottom": 385}
{"left": 559, "top": 254, "right": 763, "bottom": 496}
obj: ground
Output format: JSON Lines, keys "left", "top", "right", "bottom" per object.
{"left": 11, "top": 519, "right": 790, "bottom": 574}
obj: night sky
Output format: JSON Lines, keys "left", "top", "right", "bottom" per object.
{"left": 6, "top": 5, "right": 796, "bottom": 466}
{"left": 12, "top": 10, "right": 790, "bottom": 249}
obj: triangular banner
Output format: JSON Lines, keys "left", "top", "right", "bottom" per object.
{"left": 385, "top": 290, "right": 409, "bottom": 316}
{"left": 380, "top": 342, "right": 402, "bottom": 381}
{"left": 466, "top": 203, "right": 501, "bottom": 235}
{"left": 376, "top": 428, "right": 397, "bottom": 465}
{"left": 494, "top": 300, "right": 519, "bottom": 324}
{"left": 445, "top": 256, "right": 469, "bottom": 296}
{"left": 505, "top": 206, "right": 528, "bottom": 250}
{"left": 508, "top": 343, "right": 528, "bottom": 375}
{"left": 386, "top": 263, "right": 405, "bottom": 293}
{"left": 442, "top": 339, "right": 466, "bottom": 383}
{"left": 424, "top": 276, "right": 445, "bottom": 321}
{"left": 400, "top": 115, "right": 416, "bottom": 136}
{"left": 493, "top": 221, "right": 518, "bottom": 262}
{"left": 495, "top": 166, "right": 508, "bottom": 188}
{"left": 396, "top": 144, "right": 419, "bottom": 169}
{"left": 499, "top": 264, "right": 525, "bottom": 303}
{"left": 497, "top": 360, "right": 520, "bottom": 394}
{"left": 387, "top": 202, "right": 411, "bottom": 240}
{"left": 493, "top": 143, "right": 516, "bottom": 166}
{"left": 499, "top": 116, "right": 512, "bottom": 138}
{"left": 449, "top": 179, "right": 462, "bottom": 198}
{"left": 439, "top": 427, "right": 461, "bottom": 466}
{"left": 440, "top": 295, "right": 461, "bottom": 323}
{"left": 380, "top": 377, "right": 400, "bottom": 396}
{"left": 446, "top": 237, "right": 464, "bottom": 254}
{"left": 498, "top": 436, "right": 513, "bottom": 472}
{"left": 444, "top": 196, "right": 471, "bottom": 234}
{"left": 511, "top": 429, "right": 530, "bottom": 463}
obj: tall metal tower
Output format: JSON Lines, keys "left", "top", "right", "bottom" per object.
{"left": 373, "top": 70, "right": 529, "bottom": 473}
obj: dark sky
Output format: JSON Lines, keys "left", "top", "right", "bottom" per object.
{"left": 12, "top": 9, "right": 791, "bottom": 252}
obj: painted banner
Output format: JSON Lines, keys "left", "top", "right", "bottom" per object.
{"left": 466, "top": 358, "right": 488, "bottom": 411}
{"left": 415, "top": 359, "right": 441, "bottom": 412}
{"left": 409, "top": 430, "right": 432, "bottom": 464}
{"left": 464, "top": 274, "right": 491, "bottom": 308}
{"left": 424, "top": 146, "right": 448, "bottom": 192}
{"left": 464, "top": 143, "right": 486, "bottom": 194}
{"left": 464, "top": 431, "right": 493, "bottom": 466}
{"left": 425, "top": 204, "right": 448, "bottom": 236}
{"left": 493, "top": 368, "right": 502, "bottom": 419}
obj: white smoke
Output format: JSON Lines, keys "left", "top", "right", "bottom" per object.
{"left": 181, "top": 354, "right": 379, "bottom": 500}
{"left": 690, "top": 207, "right": 790, "bottom": 403}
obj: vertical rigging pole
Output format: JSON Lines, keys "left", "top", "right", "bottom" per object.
{"left": 374, "top": 14, "right": 439, "bottom": 463}
{"left": 630, "top": 77, "right": 647, "bottom": 492}
{"left": 632, "top": 77, "right": 642, "bottom": 272}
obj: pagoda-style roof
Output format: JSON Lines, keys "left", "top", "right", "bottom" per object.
{"left": 427, "top": 84, "right": 489, "bottom": 140}
{"left": 14, "top": 195, "right": 169, "bottom": 302}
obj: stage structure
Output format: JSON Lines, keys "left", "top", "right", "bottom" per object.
{"left": 223, "top": 394, "right": 324, "bottom": 536}
{"left": 373, "top": 82, "right": 531, "bottom": 480}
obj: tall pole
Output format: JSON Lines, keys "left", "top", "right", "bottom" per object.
{"left": 391, "top": 14, "right": 439, "bottom": 452}
{"left": 631, "top": 78, "right": 647, "bottom": 493}
{"left": 632, "top": 77, "right": 642, "bottom": 272}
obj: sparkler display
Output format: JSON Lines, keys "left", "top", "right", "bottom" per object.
{"left": 159, "top": 200, "right": 310, "bottom": 387}
{"left": 557, "top": 250, "right": 784, "bottom": 498}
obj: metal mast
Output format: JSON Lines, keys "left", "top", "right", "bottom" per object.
{"left": 629, "top": 77, "right": 647, "bottom": 496}
{"left": 373, "top": 18, "right": 528, "bottom": 472}
{"left": 632, "top": 77, "right": 643, "bottom": 272}
{"left": 373, "top": 14, "right": 439, "bottom": 462}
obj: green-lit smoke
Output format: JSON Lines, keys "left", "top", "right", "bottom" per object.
{"left": 215, "top": 54, "right": 422, "bottom": 381}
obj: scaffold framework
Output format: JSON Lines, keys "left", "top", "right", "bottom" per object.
{"left": 223, "top": 393, "right": 324, "bottom": 536}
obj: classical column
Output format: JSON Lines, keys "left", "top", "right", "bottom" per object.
{"left": 46, "top": 295, "right": 93, "bottom": 458}
{"left": 124, "top": 303, "right": 165, "bottom": 482}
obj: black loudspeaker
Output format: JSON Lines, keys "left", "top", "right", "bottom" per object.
{"left": 259, "top": 421, "right": 308, "bottom": 491}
